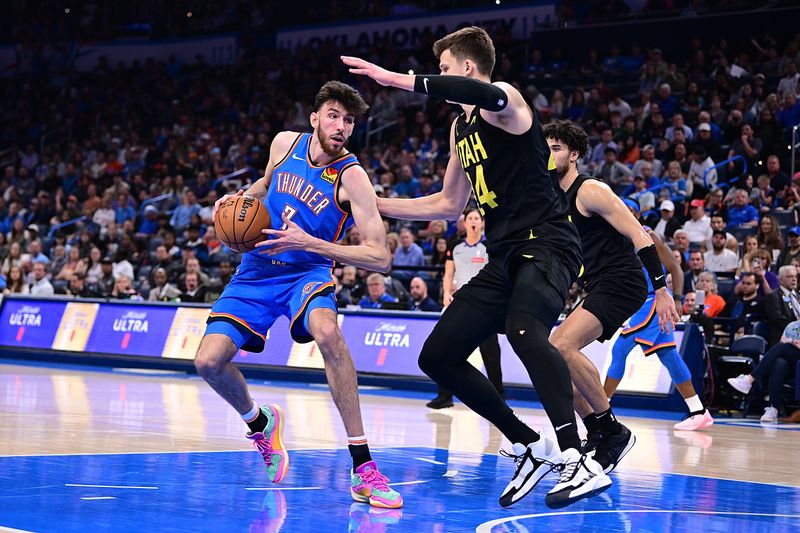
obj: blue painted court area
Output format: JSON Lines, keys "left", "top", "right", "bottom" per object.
{"left": 2, "top": 447, "right": 799, "bottom": 532}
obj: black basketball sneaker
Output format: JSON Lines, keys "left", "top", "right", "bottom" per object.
{"left": 592, "top": 423, "right": 637, "bottom": 474}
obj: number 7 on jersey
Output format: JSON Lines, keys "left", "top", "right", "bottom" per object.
{"left": 280, "top": 204, "right": 298, "bottom": 230}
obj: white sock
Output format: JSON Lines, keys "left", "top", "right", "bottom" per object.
{"left": 241, "top": 400, "right": 260, "bottom": 423}
{"left": 684, "top": 395, "right": 704, "bottom": 414}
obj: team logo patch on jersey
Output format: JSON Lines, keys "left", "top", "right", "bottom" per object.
{"left": 321, "top": 166, "right": 338, "bottom": 184}
{"left": 302, "top": 281, "right": 322, "bottom": 295}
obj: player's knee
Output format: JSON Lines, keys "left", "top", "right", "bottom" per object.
{"left": 418, "top": 326, "right": 450, "bottom": 378}
{"left": 194, "top": 335, "right": 234, "bottom": 381}
{"left": 312, "top": 319, "right": 344, "bottom": 359}
{"left": 505, "top": 312, "right": 548, "bottom": 353}
{"left": 194, "top": 349, "right": 225, "bottom": 381}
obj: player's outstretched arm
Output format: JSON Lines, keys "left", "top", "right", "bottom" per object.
{"left": 257, "top": 165, "right": 391, "bottom": 273}
{"left": 342, "top": 56, "right": 529, "bottom": 129}
{"left": 578, "top": 180, "right": 680, "bottom": 331}
{"left": 377, "top": 122, "right": 471, "bottom": 221}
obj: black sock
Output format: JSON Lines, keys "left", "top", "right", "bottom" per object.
{"left": 349, "top": 443, "right": 372, "bottom": 469}
{"left": 246, "top": 410, "right": 269, "bottom": 434}
{"left": 689, "top": 409, "right": 706, "bottom": 417}
{"left": 596, "top": 408, "right": 622, "bottom": 435}
{"left": 501, "top": 411, "right": 540, "bottom": 446}
{"left": 583, "top": 413, "right": 600, "bottom": 435}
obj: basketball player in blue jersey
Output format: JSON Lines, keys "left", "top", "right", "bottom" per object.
{"left": 196, "top": 81, "right": 402, "bottom": 509}
{"left": 607, "top": 205, "right": 714, "bottom": 432}
{"left": 345, "top": 27, "right": 613, "bottom": 509}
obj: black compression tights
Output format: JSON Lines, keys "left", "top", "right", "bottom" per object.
{"left": 418, "top": 300, "right": 582, "bottom": 451}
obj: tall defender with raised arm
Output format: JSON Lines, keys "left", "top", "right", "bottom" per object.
{"left": 344, "top": 26, "right": 611, "bottom": 509}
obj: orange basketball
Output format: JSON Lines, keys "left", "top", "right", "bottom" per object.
{"left": 214, "top": 195, "right": 270, "bottom": 253}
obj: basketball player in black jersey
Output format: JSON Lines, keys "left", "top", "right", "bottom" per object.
{"left": 343, "top": 27, "right": 611, "bottom": 509}
{"left": 543, "top": 120, "right": 680, "bottom": 472}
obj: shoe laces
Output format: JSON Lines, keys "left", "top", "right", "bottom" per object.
{"left": 582, "top": 432, "right": 602, "bottom": 452}
{"left": 555, "top": 455, "right": 585, "bottom": 483}
{"left": 252, "top": 436, "right": 274, "bottom": 466}
{"left": 500, "top": 448, "right": 562, "bottom": 477}
{"left": 360, "top": 469, "right": 391, "bottom": 492}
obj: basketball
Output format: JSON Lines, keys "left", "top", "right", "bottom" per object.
{"left": 214, "top": 195, "right": 270, "bottom": 253}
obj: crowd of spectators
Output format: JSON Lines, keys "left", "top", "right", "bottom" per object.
{"left": 4, "top": 1, "right": 772, "bottom": 46}
{"left": 0, "top": 9, "right": 799, "bottom": 332}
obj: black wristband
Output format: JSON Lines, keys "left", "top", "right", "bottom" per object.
{"left": 413, "top": 75, "right": 508, "bottom": 112}
{"left": 637, "top": 245, "right": 667, "bottom": 290}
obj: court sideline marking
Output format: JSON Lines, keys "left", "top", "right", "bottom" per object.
{"left": 476, "top": 509, "right": 800, "bottom": 532}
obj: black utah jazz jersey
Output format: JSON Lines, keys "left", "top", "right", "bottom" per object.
{"left": 565, "top": 174, "right": 641, "bottom": 290}
{"left": 454, "top": 107, "right": 572, "bottom": 253}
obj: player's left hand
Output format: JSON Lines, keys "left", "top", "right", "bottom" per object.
{"left": 256, "top": 213, "right": 315, "bottom": 254}
{"left": 655, "top": 287, "right": 680, "bottom": 333}
{"left": 341, "top": 56, "right": 397, "bottom": 87}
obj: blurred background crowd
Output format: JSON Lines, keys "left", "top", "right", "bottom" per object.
{"left": 0, "top": 1, "right": 799, "bottom": 347}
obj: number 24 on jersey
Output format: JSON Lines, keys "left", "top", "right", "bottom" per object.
{"left": 470, "top": 164, "right": 498, "bottom": 215}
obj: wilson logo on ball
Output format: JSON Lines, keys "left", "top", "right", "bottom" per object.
{"left": 238, "top": 197, "right": 255, "bottom": 222}
{"left": 321, "top": 166, "right": 338, "bottom": 184}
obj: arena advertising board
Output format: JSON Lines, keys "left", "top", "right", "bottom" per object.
{"left": 0, "top": 299, "right": 68, "bottom": 350}
{"left": 84, "top": 304, "right": 178, "bottom": 355}
{"left": 276, "top": 2, "right": 556, "bottom": 50}
{"left": 0, "top": 297, "right": 679, "bottom": 394}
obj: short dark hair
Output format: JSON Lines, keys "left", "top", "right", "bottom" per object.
{"left": 313, "top": 81, "right": 369, "bottom": 116}
{"left": 740, "top": 272, "right": 758, "bottom": 284}
{"left": 543, "top": 120, "right": 590, "bottom": 158}
{"left": 464, "top": 207, "right": 483, "bottom": 219}
{"left": 433, "top": 26, "right": 496, "bottom": 76}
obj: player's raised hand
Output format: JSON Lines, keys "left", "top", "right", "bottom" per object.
{"left": 341, "top": 56, "right": 398, "bottom": 87}
{"left": 655, "top": 287, "right": 680, "bottom": 334}
{"left": 256, "top": 212, "right": 314, "bottom": 255}
{"left": 212, "top": 190, "right": 243, "bottom": 224}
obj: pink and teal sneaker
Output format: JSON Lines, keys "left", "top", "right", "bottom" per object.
{"left": 246, "top": 404, "right": 289, "bottom": 483}
{"left": 350, "top": 461, "right": 403, "bottom": 508}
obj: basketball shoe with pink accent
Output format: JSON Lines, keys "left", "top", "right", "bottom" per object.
{"left": 350, "top": 461, "right": 403, "bottom": 508}
{"left": 246, "top": 404, "right": 289, "bottom": 483}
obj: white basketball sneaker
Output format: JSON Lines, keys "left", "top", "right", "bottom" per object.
{"left": 760, "top": 407, "right": 779, "bottom": 423}
{"left": 499, "top": 435, "right": 561, "bottom": 507}
{"left": 545, "top": 448, "right": 612, "bottom": 509}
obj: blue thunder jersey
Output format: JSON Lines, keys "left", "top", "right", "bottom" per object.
{"left": 258, "top": 132, "right": 358, "bottom": 267}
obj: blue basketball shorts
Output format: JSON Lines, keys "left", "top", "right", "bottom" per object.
{"left": 617, "top": 292, "right": 677, "bottom": 355}
{"left": 205, "top": 255, "right": 336, "bottom": 352}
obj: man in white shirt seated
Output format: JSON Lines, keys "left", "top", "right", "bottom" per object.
{"left": 703, "top": 229, "right": 739, "bottom": 273}
{"left": 29, "top": 261, "right": 54, "bottom": 296}
{"left": 704, "top": 213, "right": 738, "bottom": 253}
{"left": 682, "top": 199, "right": 712, "bottom": 244}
